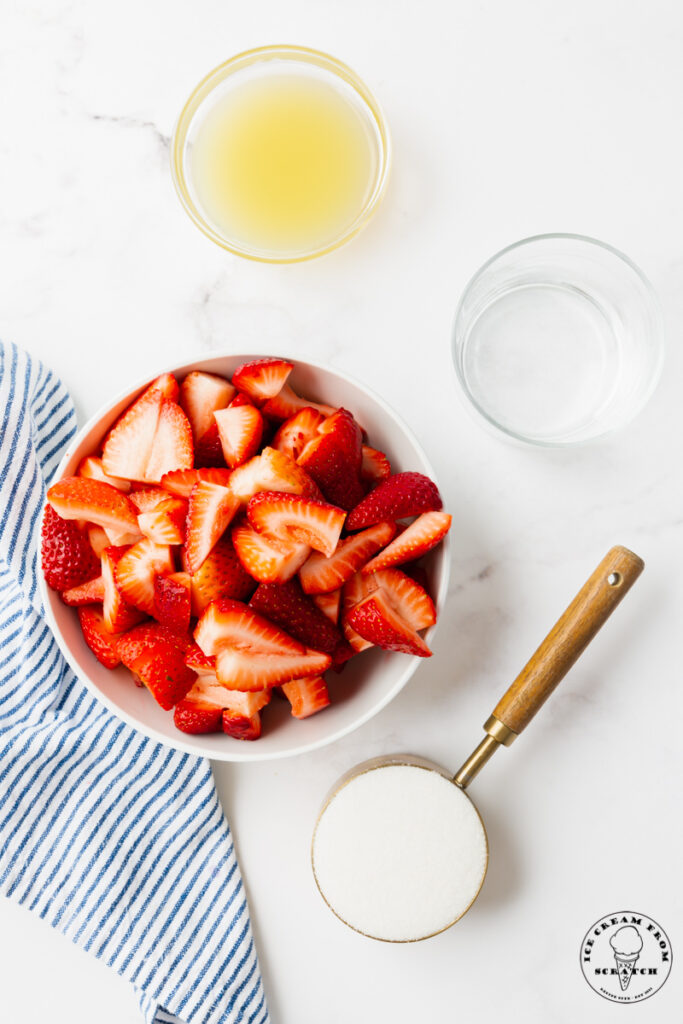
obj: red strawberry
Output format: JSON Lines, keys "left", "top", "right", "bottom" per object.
{"left": 154, "top": 572, "right": 191, "bottom": 633}
{"left": 144, "top": 400, "right": 194, "bottom": 483}
{"left": 61, "top": 575, "right": 105, "bottom": 606}
{"left": 101, "top": 388, "right": 164, "bottom": 481}
{"left": 297, "top": 408, "right": 364, "bottom": 510}
{"left": 185, "top": 674, "right": 270, "bottom": 714}
{"left": 249, "top": 579, "right": 348, "bottom": 658}
{"left": 142, "top": 372, "right": 180, "bottom": 402}
{"left": 215, "top": 646, "right": 331, "bottom": 690}
{"left": 228, "top": 447, "right": 320, "bottom": 503}
{"left": 262, "top": 383, "right": 335, "bottom": 421}
{"left": 272, "top": 408, "right": 327, "bottom": 461}
{"left": 174, "top": 701, "right": 222, "bottom": 734}
{"left": 281, "top": 676, "right": 330, "bottom": 719}
{"left": 184, "top": 642, "right": 216, "bottom": 672}
{"left": 114, "top": 538, "right": 174, "bottom": 614}
{"left": 194, "top": 598, "right": 304, "bottom": 657}
{"left": 214, "top": 405, "right": 264, "bottom": 468}
{"left": 129, "top": 488, "right": 171, "bottom": 514}
{"left": 347, "top": 588, "right": 432, "bottom": 657}
{"left": 137, "top": 496, "right": 187, "bottom": 545}
{"left": 47, "top": 477, "right": 139, "bottom": 536}
{"left": 160, "top": 467, "right": 232, "bottom": 498}
{"left": 232, "top": 522, "right": 310, "bottom": 584}
{"left": 118, "top": 620, "right": 191, "bottom": 667}
{"left": 361, "top": 511, "right": 452, "bottom": 574}
{"left": 179, "top": 371, "right": 235, "bottom": 442}
{"left": 173, "top": 676, "right": 270, "bottom": 736}
{"left": 247, "top": 492, "right": 345, "bottom": 558}
{"left": 193, "top": 422, "right": 226, "bottom": 468}
{"left": 77, "top": 456, "right": 131, "bottom": 492}
{"left": 361, "top": 445, "right": 391, "bottom": 486}
{"left": 341, "top": 573, "right": 376, "bottom": 653}
{"left": 87, "top": 526, "right": 110, "bottom": 558}
{"left": 41, "top": 504, "right": 101, "bottom": 592}
{"left": 189, "top": 537, "right": 256, "bottom": 616}
{"left": 102, "top": 522, "right": 144, "bottom": 548}
{"left": 184, "top": 481, "right": 240, "bottom": 574}
{"left": 298, "top": 521, "right": 397, "bottom": 594}
{"left": 129, "top": 643, "right": 196, "bottom": 710}
{"left": 346, "top": 472, "right": 443, "bottom": 530}
{"left": 222, "top": 710, "right": 262, "bottom": 740}
{"left": 229, "top": 392, "right": 254, "bottom": 408}
{"left": 231, "top": 358, "right": 293, "bottom": 402}
{"left": 312, "top": 589, "right": 341, "bottom": 624}
{"left": 78, "top": 606, "right": 122, "bottom": 669}
{"left": 366, "top": 568, "right": 436, "bottom": 630}
{"left": 101, "top": 547, "right": 146, "bottom": 633}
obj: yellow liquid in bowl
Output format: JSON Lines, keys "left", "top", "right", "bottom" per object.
{"left": 190, "top": 74, "right": 378, "bottom": 257}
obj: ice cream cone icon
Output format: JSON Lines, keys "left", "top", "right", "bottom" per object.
{"left": 610, "top": 926, "right": 644, "bottom": 991}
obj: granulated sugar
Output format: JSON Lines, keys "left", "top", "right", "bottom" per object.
{"left": 312, "top": 764, "right": 488, "bottom": 941}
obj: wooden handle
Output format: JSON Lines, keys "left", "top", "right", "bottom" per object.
{"left": 492, "top": 546, "right": 644, "bottom": 736}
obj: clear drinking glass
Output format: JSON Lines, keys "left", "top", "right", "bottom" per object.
{"left": 452, "top": 234, "right": 664, "bottom": 446}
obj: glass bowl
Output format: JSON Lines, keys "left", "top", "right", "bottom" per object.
{"left": 452, "top": 234, "right": 664, "bottom": 446}
{"left": 171, "top": 45, "right": 391, "bottom": 263}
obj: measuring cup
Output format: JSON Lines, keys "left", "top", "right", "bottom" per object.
{"left": 311, "top": 546, "right": 643, "bottom": 942}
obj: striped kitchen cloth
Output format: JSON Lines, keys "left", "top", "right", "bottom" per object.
{"left": 0, "top": 341, "right": 269, "bottom": 1024}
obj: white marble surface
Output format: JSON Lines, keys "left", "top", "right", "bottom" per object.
{"left": 1, "top": 1, "right": 682, "bottom": 1022}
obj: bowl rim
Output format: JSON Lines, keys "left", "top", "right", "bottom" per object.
{"left": 38, "top": 350, "right": 451, "bottom": 762}
{"left": 170, "top": 44, "right": 392, "bottom": 264}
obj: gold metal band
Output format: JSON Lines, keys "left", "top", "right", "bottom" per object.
{"left": 484, "top": 714, "right": 517, "bottom": 747}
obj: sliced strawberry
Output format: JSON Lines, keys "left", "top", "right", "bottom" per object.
{"left": 173, "top": 675, "right": 270, "bottom": 735}
{"left": 194, "top": 422, "right": 226, "bottom": 468}
{"left": 185, "top": 481, "right": 240, "bottom": 574}
{"left": 179, "top": 371, "right": 235, "bottom": 442}
{"left": 101, "top": 388, "right": 164, "bottom": 481}
{"left": 347, "top": 588, "right": 432, "bottom": 657}
{"left": 281, "top": 676, "right": 330, "bottom": 718}
{"left": 312, "top": 589, "right": 341, "bottom": 624}
{"left": 232, "top": 521, "right": 310, "bottom": 584}
{"left": 249, "top": 579, "right": 348, "bottom": 658}
{"left": 361, "top": 445, "right": 391, "bottom": 486}
{"left": 61, "top": 575, "right": 105, "bottom": 606}
{"left": 346, "top": 472, "right": 443, "bottom": 530}
{"left": 114, "top": 538, "right": 175, "bottom": 614}
{"left": 367, "top": 568, "right": 436, "bottom": 631}
{"left": 47, "top": 477, "right": 139, "bottom": 537}
{"left": 222, "top": 709, "right": 262, "bottom": 740}
{"left": 402, "top": 561, "right": 431, "bottom": 594}
{"left": 184, "top": 674, "right": 270, "bottom": 714}
{"left": 231, "top": 358, "right": 293, "bottom": 402}
{"left": 228, "top": 447, "right": 320, "bottom": 503}
{"left": 144, "top": 400, "right": 194, "bottom": 483}
{"left": 215, "top": 646, "right": 331, "bottom": 690}
{"left": 101, "top": 547, "right": 146, "bottom": 633}
{"left": 298, "top": 521, "right": 397, "bottom": 594}
{"left": 174, "top": 701, "right": 222, "bottom": 734}
{"left": 194, "top": 598, "right": 304, "bottom": 657}
{"left": 78, "top": 606, "right": 122, "bottom": 669}
{"left": 189, "top": 536, "right": 256, "bottom": 616}
{"left": 229, "top": 392, "right": 254, "bottom": 408}
{"left": 297, "top": 408, "right": 364, "bottom": 511}
{"left": 142, "top": 372, "right": 180, "bottom": 402}
{"left": 214, "top": 405, "right": 264, "bottom": 469}
{"left": 130, "top": 643, "right": 196, "bottom": 710}
{"left": 154, "top": 572, "right": 191, "bottom": 633}
{"left": 272, "top": 407, "right": 327, "bottom": 461}
{"left": 160, "top": 467, "right": 232, "bottom": 498}
{"left": 341, "top": 572, "right": 377, "bottom": 653}
{"left": 102, "top": 522, "right": 144, "bottom": 547}
{"left": 41, "top": 504, "right": 101, "bottom": 592}
{"left": 185, "top": 643, "right": 217, "bottom": 673}
{"left": 77, "top": 456, "right": 131, "bottom": 493}
{"left": 361, "top": 511, "right": 452, "bottom": 574}
{"left": 262, "top": 383, "right": 335, "bottom": 421}
{"left": 247, "top": 492, "right": 345, "bottom": 558}
{"left": 87, "top": 526, "right": 110, "bottom": 559}
{"left": 118, "top": 620, "right": 191, "bottom": 667}
{"left": 137, "top": 496, "right": 188, "bottom": 545}
{"left": 128, "top": 488, "right": 170, "bottom": 514}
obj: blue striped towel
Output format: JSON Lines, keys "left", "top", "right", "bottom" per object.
{"left": 0, "top": 342, "right": 270, "bottom": 1024}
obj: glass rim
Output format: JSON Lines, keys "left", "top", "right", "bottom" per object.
{"left": 170, "top": 44, "right": 392, "bottom": 263}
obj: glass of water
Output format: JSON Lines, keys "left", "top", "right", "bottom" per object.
{"left": 452, "top": 234, "right": 664, "bottom": 446}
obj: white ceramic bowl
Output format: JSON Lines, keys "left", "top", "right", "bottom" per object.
{"left": 39, "top": 353, "right": 450, "bottom": 762}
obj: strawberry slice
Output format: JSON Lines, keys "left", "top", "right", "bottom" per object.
{"left": 194, "top": 598, "right": 304, "bottom": 657}
{"left": 137, "top": 496, "right": 187, "bottom": 545}
{"left": 185, "top": 643, "right": 216, "bottom": 673}
{"left": 41, "top": 504, "right": 101, "bottom": 592}
{"left": 101, "top": 388, "right": 164, "bottom": 481}
{"left": 297, "top": 408, "right": 364, "bottom": 511}
{"left": 341, "top": 572, "right": 377, "bottom": 653}
{"left": 215, "top": 646, "right": 331, "bottom": 690}
{"left": 87, "top": 526, "right": 110, "bottom": 558}
{"left": 174, "top": 701, "right": 222, "bottom": 734}
{"left": 249, "top": 579, "right": 349, "bottom": 658}
{"left": 77, "top": 456, "right": 131, "bottom": 493}
{"left": 366, "top": 568, "right": 436, "bottom": 631}
{"left": 61, "top": 575, "right": 105, "bottom": 606}
{"left": 78, "top": 606, "right": 122, "bottom": 669}
{"left": 183, "top": 674, "right": 270, "bottom": 713}
{"left": 114, "top": 538, "right": 175, "bottom": 614}
{"left": 160, "top": 467, "right": 232, "bottom": 498}
{"left": 361, "top": 511, "right": 452, "bottom": 574}
{"left": 262, "top": 383, "right": 335, "bottom": 421}
{"left": 232, "top": 521, "right": 310, "bottom": 584}
{"left": 346, "top": 472, "right": 443, "bottom": 530}
{"left": 298, "top": 521, "right": 397, "bottom": 594}
{"left": 102, "top": 522, "right": 144, "bottom": 547}
{"left": 312, "top": 589, "right": 341, "bottom": 624}
{"left": 272, "top": 407, "right": 327, "bottom": 461}
{"left": 361, "top": 445, "right": 391, "bottom": 486}
{"left": 118, "top": 621, "right": 191, "bottom": 667}
{"left": 184, "top": 481, "right": 240, "bottom": 574}
{"left": 228, "top": 447, "right": 321, "bottom": 503}
{"left": 214, "top": 405, "right": 264, "bottom": 468}
{"left": 128, "top": 488, "right": 169, "bottom": 513}
{"left": 129, "top": 643, "right": 196, "bottom": 710}
{"left": 281, "top": 676, "right": 330, "bottom": 718}
{"left": 194, "top": 422, "right": 226, "bottom": 468}
{"left": 101, "top": 547, "right": 146, "bottom": 633}
{"left": 347, "top": 588, "right": 432, "bottom": 657}
{"left": 247, "top": 492, "right": 345, "bottom": 558}
{"left": 188, "top": 536, "right": 256, "bottom": 616}
{"left": 222, "top": 709, "right": 262, "bottom": 740}
{"left": 231, "top": 358, "right": 293, "bottom": 402}
{"left": 47, "top": 477, "right": 139, "bottom": 537}
{"left": 154, "top": 572, "right": 191, "bottom": 633}
{"left": 144, "top": 400, "right": 194, "bottom": 483}
{"left": 179, "top": 371, "right": 235, "bottom": 442}
{"left": 142, "top": 372, "right": 180, "bottom": 402}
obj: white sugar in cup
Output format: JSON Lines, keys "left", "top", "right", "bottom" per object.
{"left": 311, "top": 760, "right": 488, "bottom": 942}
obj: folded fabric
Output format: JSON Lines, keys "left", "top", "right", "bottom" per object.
{"left": 0, "top": 342, "right": 269, "bottom": 1024}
